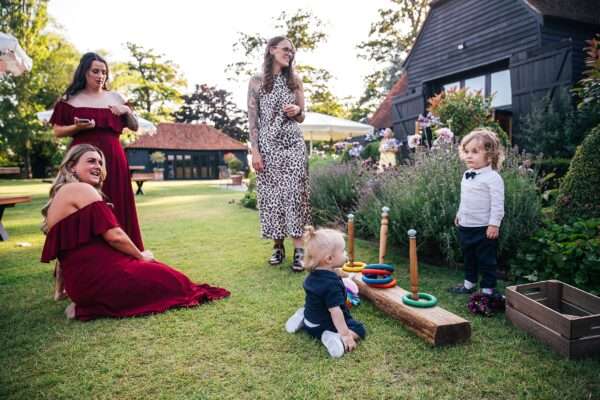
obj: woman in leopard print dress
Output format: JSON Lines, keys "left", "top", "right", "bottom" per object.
{"left": 247, "top": 36, "right": 311, "bottom": 272}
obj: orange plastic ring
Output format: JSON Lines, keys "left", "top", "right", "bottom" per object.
{"left": 368, "top": 279, "right": 397, "bottom": 289}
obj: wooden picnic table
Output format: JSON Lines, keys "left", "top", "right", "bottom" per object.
{"left": 131, "top": 172, "right": 154, "bottom": 195}
{"left": 129, "top": 165, "right": 145, "bottom": 177}
{"left": 0, "top": 196, "right": 32, "bottom": 241}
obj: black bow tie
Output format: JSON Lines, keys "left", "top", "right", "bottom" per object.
{"left": 465, "top": 171, "right": 477, "bottom": 180}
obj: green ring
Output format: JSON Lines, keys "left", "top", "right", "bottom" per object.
{"left": 401, "top": 293, "right": 438, "bottom": 308}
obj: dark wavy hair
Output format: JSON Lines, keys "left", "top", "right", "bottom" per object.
{"left": 62, "top": 52, "right": 110, "bottom": 100}
{"left": 262, "top": 36, "right": 298, "bottom": 93}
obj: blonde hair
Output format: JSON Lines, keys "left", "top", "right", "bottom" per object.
{"left": 41, "top": 144, "right": 107, "bottom": 233}
{"left": 302, "top": 226, "right": 345, "bottom": 272}
{"left": 459, "top": 128, "right": 505, "bottom": 170}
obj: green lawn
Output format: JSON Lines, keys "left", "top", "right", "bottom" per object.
{"left": 1, "top": 180, "right": 599, "bottom": 400}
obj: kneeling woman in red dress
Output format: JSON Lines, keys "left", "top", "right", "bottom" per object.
{"left": 41, "top": 144, "right": 230, "bottom": 321}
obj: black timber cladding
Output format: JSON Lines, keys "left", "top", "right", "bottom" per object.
{"left": 392, "top": 0, "right": 600, "bottom": 140}
{"left": 403, "top": 0, "right": 540, "bottom": 90}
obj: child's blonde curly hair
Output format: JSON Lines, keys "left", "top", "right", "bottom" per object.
{"left": 459, "top": 128, "right": 505, "bottom": 170}
{"left": 302, "top": 225, "right": 345, "bottom": 272}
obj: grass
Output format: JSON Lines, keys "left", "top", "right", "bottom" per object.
{"left": 1, "top": 179, "right": 599, "bottom": 400}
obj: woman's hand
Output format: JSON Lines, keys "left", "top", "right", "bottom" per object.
{"left": 108, "top": 104, "right": 131, "bottom": 116}
{"left": 283, "top": 104, "right": 301, "bottom": 118}
{"left": 140, "top": 250, "right": 155, "bottom": 262}
{"left": 252, "top": 150, "right": 264, "bottom": 172}
{"left": 74, "top": 117, "right": 95, "bottom": 131}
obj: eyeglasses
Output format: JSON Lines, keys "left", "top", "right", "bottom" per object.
{"left": 274, "top": 46, "right": 295, "bottom": 55}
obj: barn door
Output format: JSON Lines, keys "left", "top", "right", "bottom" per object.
{"left": 391, "top": 88, "right": 425, "bottom": 141}
{"left": 510, "top": 42, "right": 573, "bottom": 140}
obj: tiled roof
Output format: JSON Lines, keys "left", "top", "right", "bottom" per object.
{"left": 126, "top": 122, "right": 247, "bottom": 151}
{"left": 368, "top": 74, "right": 409, "bottom": 130}
{"left": 524, "top": 0, "right": 600, "bottom": 25}
{"left": 430, "top": 0, "right": 600, "bottom": 25}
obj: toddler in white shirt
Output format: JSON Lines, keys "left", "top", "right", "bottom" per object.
{"left": 449, "top": 129, "right": 504, "bottom": 296}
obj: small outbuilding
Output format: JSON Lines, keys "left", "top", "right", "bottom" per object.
{"left": 126, "top": 122, "right": 248, "bottom": 180}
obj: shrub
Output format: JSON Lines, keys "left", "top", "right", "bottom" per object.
{"left": 361, "top": 140, "right": 381, "bottom": 162}
{"left": 555, "top": 124, "right": 600, "bottom": 221}
{"left": 240, "top": 172, "right": 257, "bottom": 209}
{"left": 511, "top": 218, "right": 600, "bottom": 294}
{"left": 573, "top": 34, "right": 600, "bottom": 117}
{"left": 227, "top": 156, "right": 243, "bottom": 174}
{"left": 309, "top": 161, "right": 368, "bottom": 226}
{"left": 427, "top": 88, "right": 508, "bottom": 144}
{"left": 355, "top": 147, "right": 541, "bottom": 265}
{"left": 518, "top": 88, "right": 599, "bottom": 158}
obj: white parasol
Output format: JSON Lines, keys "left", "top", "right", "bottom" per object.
{"left": 0, "top": 32, "right": 33, "bottom": 77}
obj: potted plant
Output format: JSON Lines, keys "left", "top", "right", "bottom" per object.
{"left": 227, "top": 155, "right": 244, "bottom": 185}
{"left": 150, "top": 151, "right": 165, "bottom": 181}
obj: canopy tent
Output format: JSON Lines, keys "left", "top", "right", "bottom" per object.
{"left": 0, "top": 32, "right": 33, "bottom": 77}
{"left": 36, "top": 110, "right": 157, "bottom": 135}
{"left": 300, "top": 112, "right": 374, "bottom": 153}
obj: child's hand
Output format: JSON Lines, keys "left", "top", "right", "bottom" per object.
{"left": 341, "top": 333, "right": 357, "bottom": 352}
{"left": 486, "top": 225, "right": 499, "bottom": 239}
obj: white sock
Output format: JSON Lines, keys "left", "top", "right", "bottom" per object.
{"left": 482, "top": 288, "right": 494, "bottom": 295}
{"left": 464, "top": 280, "right": 475, "bottom": 289}
{"left": 285, "top": 307, "right": 305, "bottom": 333}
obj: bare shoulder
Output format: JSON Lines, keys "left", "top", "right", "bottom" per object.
{"left": 59, "top": 182, "right": 103, "bottom": 207}
{"left": 107, "top": 91, "right": 126, "bottom": 104}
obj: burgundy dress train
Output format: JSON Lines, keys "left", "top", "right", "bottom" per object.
{"left": 41, "top": 201, "right": 230, "bottom": 321}
{"left": 50, "top": 101, "right": 144, "bottom": 249}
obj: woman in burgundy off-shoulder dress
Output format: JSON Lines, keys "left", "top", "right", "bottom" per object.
{"left": 41, "top": 144, "right": 229, "bottom": 321}
{"left": 50, "top": 52, "right": 143, "bottom": 249}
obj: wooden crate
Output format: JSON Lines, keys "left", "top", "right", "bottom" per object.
{"left": 505, "top": 280, "right": 600, "bottom": 359}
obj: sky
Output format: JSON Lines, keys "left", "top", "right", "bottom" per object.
{"left": 47, "top": 0, "right": 390, "bottom": 109}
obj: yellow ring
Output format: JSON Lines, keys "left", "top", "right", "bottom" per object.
{"left": 342, "top": 261, "right": 366, "bottom": 272}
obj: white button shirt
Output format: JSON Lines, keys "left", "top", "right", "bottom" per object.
{"left": 457, "top": 165, "right": 505, "bottom": 227}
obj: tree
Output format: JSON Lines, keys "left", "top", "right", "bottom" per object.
{"left": 119, "top": 42, "right": 186, "bottom": 123}
{"left": 226, "top": 9, "right": 349, "bottom": 118}
{"left": 0, "top": 0, "right": 80, "bottom": 177}
{"left": 173, "top": 84, "right": 248, "bottom": 142}
{"left": 355, "top": 0, "right": 429, "bottom": 118}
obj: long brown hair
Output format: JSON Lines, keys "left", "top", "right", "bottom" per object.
{"left": 262, "top": 36, "right": 299, "bottom": 93}
{"left": 62, "top": 52, "right": 110, "bottom": 100}
{"left": 41, "top": 144, "right": 107, "bottom": 233}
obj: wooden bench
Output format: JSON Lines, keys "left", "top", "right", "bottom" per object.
{"left": 131, "top": 172, "right": 154, "bottom": 195}
{"left": 0, "top": 196, "right": 32, "bottom": 241}
{"left": 129, "top": 165, "right": 145, "bottom": 177}
{"left": 0, "top": 167, "right": 20, "bottom": 177}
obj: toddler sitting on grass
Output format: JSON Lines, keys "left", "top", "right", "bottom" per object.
{"left": 285, "top": 226, "right": 366, "bottom": 358}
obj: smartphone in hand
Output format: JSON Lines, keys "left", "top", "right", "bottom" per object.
{"left": 75, "top": 118, "right": 91, "bottom": 124}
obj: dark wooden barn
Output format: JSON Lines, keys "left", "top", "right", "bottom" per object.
{"left": 126, "top": 122, "right": 248, "bottom": 180}
{"left": 388, "top": 0, "right": 600, "bottom": 144}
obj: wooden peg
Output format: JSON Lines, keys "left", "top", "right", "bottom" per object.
{"left": 379, "top": 206, "right": 390, "bottom": 264}
{"left": 347, "top": 213, "right": 355, "bottom": 266}
{"left": 408, "top": 229, "right": 419, "bottom": 300}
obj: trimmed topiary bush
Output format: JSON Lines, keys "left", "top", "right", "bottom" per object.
{"left": 555, "top": 124, "right": 600, "bottom": 221}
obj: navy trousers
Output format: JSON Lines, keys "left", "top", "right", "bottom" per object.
{"left": 303, "top": 318, "right": 366, "bottom": 340}
{"left": 458, "top": 226, "right": 498, "bottom": 289}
